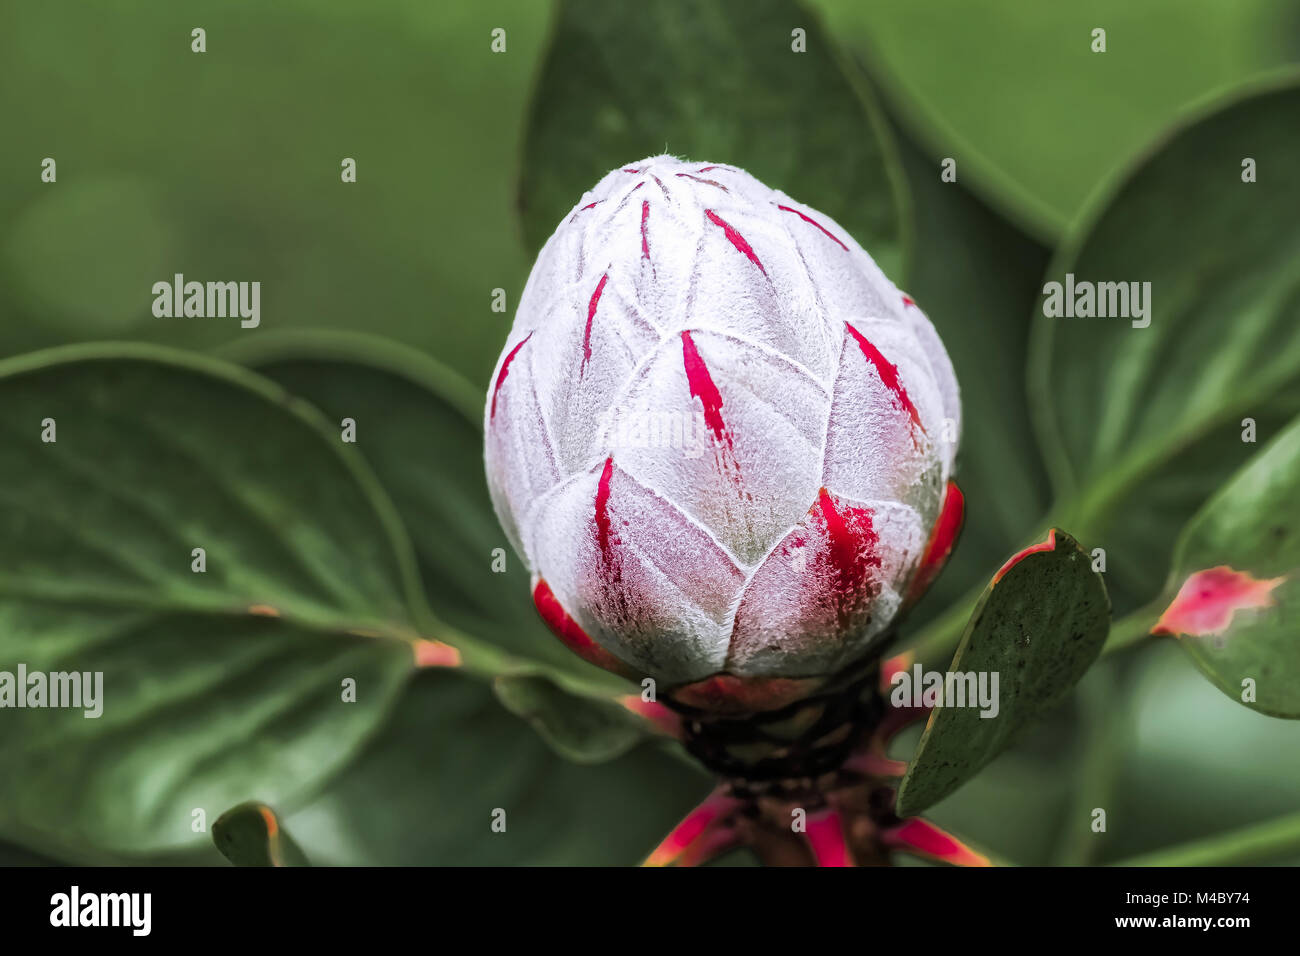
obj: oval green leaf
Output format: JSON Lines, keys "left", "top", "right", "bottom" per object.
{"left": 1030, "top": 73, "right": 1300, "bottom": 616}
{"left": 213, "top": 802, "right": 310, "bottom": 867}
{"left": 896, "top": 530, "right": 1110, "bottom": 816}
{"left": 519, "top": 0, "right": 908, "bottom": 277}
{"left": 1155, "top": 415, "right": 1300, "bottom": 717}
{"left": 0, "top": 344, "right": 440, "bottom": 860}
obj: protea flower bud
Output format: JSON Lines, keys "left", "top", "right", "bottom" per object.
{"left": 486, "top": 155, "right": 962, "bottom": 713}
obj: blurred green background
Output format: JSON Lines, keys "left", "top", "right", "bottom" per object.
{"left": 2, "top": 0, "right": 1298, "bottom": 866}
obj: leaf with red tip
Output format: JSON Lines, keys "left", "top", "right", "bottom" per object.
{"left": 619, "top": 696, "right": 684, "bottom": 739}
{"left": 804, "top": 810, "right": 853, "bottom": 867}
{"left": 643, "top": 790, "right": 741, "bottom": 867}
{"left": 881, "top": 818, "right": 990, "bottom": 867}
{"left": 896, "top": 529, "right": 1109, "bottom": 816}
{"left": 1156, "top": 415, "right": 1300, "bottom": 717}
{"left": 213, "top": 802, "right": 310, "bottom": 867}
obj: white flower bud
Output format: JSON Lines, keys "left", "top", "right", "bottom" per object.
{"left": 486, "top": 156, "right": 962, "bottom": 711}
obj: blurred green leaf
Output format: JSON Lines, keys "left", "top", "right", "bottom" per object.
{"left": 1102, "top": 641, "right": 1300, "bottom": 864}
{"left": 492, "top": 674, "right": 648, "bottom": 763}
{"left": 0, "top": 344, "right": 448, "bottom": 860}
{"left": 876, "top": 108, "right": 1053, "bottom": 634}
{"left": 520, "top": 0, "right": 908, "bottom": 277}
{"left": 225, "top": 333, "right": 636, "bottom": 694}
{"left": 284, "top": 670, "right": 709, "bottom": 865}
{"left": 0, "top": 0, "right": 548, "bottom": 386}
{"left": 1155, "top": 415, "right": 1300, "bottom": 717}
{"left": 213, "top": 802, "right": 311, "bottom": 866}
{"left": 1031, "top": 72, "right": 1300, "bottom": 616}
{"left": 811, "top": 0, "right": 1300, "bottom": 236}
{"left": 897, "top": 530, "right": 1110, "bottom": 816}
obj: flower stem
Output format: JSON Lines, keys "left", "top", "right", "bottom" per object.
{"left": 1110, "top": 810, "right": 1300, "bottom": 867}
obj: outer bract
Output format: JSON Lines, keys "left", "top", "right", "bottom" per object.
{"left": 486, "top": 156, "right": 962, "bottom": 712}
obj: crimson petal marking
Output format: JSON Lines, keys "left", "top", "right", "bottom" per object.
{"left": 676, "top": 172, "right": 728, "bottom": 191}
{"left": 680, "top": 330, "right": 732, "bottom": 450}
{"left": 569, "top": 199, "right": 602, "bottom": 222}
{"left": 640, "top": 199, "right": 651, "bottom": 260}
{"left": 580, "top": 272, "right": 609, "bottom": 377}
{"left": 490, "top": 331, "right": 533, "bottom": 419}
{"left": 776, "top": 204, "right": 848, "bottom": 251}
{"left": 816, "top": 488, "right": 882, "bottom": 633}
{"left": 705, "top": 209, "right": 767, "bottom": 275}
{"left": 532, "top": 576, "right": 633, "bottom": 678}
{"left": 844, "top": 321, "right": 925, "bottom": 437}
{"left": 906, "top": 481, "right": 964, "bottom": 603}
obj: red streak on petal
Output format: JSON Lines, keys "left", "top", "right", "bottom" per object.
{"left": 668, "top": 673, "right": 822, "bottom": 715}
{"left": 902, "top": 294, "right": 916, "bottom": 308}
{"left": 581, "top": 273, "right": 609, "bottom": 377}
{"left": 676, "top": 172, "right": 728, "bottom": 191}
{"left": 992, "top": 529, "right": 1057, "bottom": 584}
{"left": 805, "top": 811, "right": 852, "bottom": 867}
{"left": 570, "top": 200, "right": 602, "bottom": 222}
{"left": 490, "top": 331, "right": 533, "bottom": 419}
{"left": 883, "top": 819, "right": 991, "bottom": 867}
{"left": 622, "top": 167, "right": 641, "bottom": 173}
{"left": 594, "top": 456, "right": 617, "bottom": 566}
{"left": 705, "top": 209, "right": 766, "bottom": 275}
{"left": 630, "top": 181, "right": 645, "bottom": 192}
{"left": 412, "top": 639, "right": 462, "bottom": 669}
{"left": 652, "top": 175, "right": 670, "bottom": 197}
{"left": 845, "top": 322, "right": 925, "bottom": 436}
{"left": 681, "top": 330, "right": 731, "bottom": 448}
{"left": 532, "top": 577, "right": 632, "bottom": 677}
{"left": 1152, "top": 566, "right": 1285, "bottom": 638}
{"left": 813, "top": 487, "right": 881, "bottom": 633}
{"left": 776, "top": 204, "right": 848, "bottom": 251}
{"left": 640, "top": 200, "right": 651, "bottom": 259}
{"left": 907, "top": 481, "right": 965, "bottom": 602}
{"left": 697, "top": 165, "right": 727, "bottom": 172}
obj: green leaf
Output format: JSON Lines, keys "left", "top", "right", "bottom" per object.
{"left": 222, "top": 331, "right": 632, "bottom": 700}
{"left": 492, "top": 674, "right": 647, "bottom": 763}
{"left": 0, "top": 0, "right": 549, "bottom": 380}
{"left": 213, "top": 802, "right": 310, "bottom": 867}
{"left": 1030, "top": 72, "right": 1300, "bottom": 616}
{"left": 283, "top": 670, "right": 710, "bottom": 866}
{"left": 0, "top": 344, "right": 442, "bottom": 861}
{"left": 519, "top": 0, "right": 909, "bottom": 277}
{"left": 811, "top": 0, "right": 1300, "bottom": 237}
{"left": 1156, "top": 416, "right": 1300, "bottom": 717}
{"left": 877, "top": 105, "right": 1053, "bottom": 632}
{"left": 896, "top": 530, "right": 1110, "bottom": 816}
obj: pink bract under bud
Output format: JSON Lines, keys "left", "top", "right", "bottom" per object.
{"left": 486, "top": 156, "right": 962, "bottom": 710}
